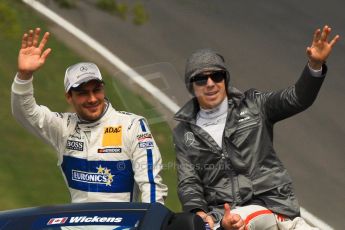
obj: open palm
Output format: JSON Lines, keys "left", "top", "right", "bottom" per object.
{"left": 307, "top": 25, "right": 340, "bottom": 67}
{"left": 18, "top": 28, "right": 51, "bottom": 77}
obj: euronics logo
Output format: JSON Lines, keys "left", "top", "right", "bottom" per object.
{"left": 72, "top": 165, "right": 114, "bottom": 186}
{"left": 47, "top": 216, "right": 123, "bottom": 225}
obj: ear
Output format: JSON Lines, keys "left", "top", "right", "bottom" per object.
{"left": 65, "top": 92, "right": 72, "bottom": 104}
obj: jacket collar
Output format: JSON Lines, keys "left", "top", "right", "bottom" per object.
{"left": 174, "top": 86, "right": 245, "bottom": 123}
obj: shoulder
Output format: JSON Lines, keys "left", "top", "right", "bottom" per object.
{"left": 244, "top": 88, "right": 264, "bottom": 99}
{"left": 57, "top": 112, "right": 78, "bottom": 128}
{"left": 113, "top": 110, "right": 149, "bottom": 132}
{"left": 242, "top": 88, "right": 271, "bottom": 105}
{"left": 113, "top": 110, "right": 143, "bottom": 123}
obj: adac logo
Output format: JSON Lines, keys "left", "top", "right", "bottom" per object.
{"left": 72, "top": 165, "right": 114, "bottom": 186}
{"left": 104, "top": 126, "right": 121, "bottom": 134}
{"left": 102, "top": 126, "right": 122, "bottom": 146}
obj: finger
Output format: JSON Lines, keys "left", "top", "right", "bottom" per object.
{"left": 205, "top": 216, "right": 215, "bottom": 229}
{"left": 230, "top": 213, "right": 241, "bottom": 223}
{"left": 21, "top": 33, "right": 28, "bottom": 49}
{"left": 32, "top": 28, "right": 41, "bottom": 47}
{"left": 231, "top": 215, "right": 245, "bottom": 229}
{"left": 27, "top": 29, "right": 34, "bottom": 47}
{"left": 38, "top": 32, "right": 50, "bottom": 51}
{"left": 239, "top": 226, "right": 246, "bottom": 230}
{"left": 224, "top": 203, "right": 231, "bottom": 213}
{"left": 306, "top": 47, "right": 312, "bottom": 57}
{"left": 329, "top": 34, "right": 340, "bottom": 47}
{"left": 320, "top": 25, "right": 330, "bottom": 41}
{"left": 40, "top": 48, "right": 52, "bottom": 62}
{"left": 313, "top": 28, "right": 321, "bottom": 43}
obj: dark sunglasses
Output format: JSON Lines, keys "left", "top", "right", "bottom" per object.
{"left": 191, "top": 71, "right": 226, "bottom": 86}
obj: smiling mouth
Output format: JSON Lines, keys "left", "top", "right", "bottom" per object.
{"left": 84, "top": 103, "right": 100, "bottom": 111}
{"left": 205, "top": 91, "right": 218, "bottom": 96}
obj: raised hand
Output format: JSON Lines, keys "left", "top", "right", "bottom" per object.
{"left": 18, "top": 28, "right": 51, "bottom": 80}
{"left": 221, "top": 203, "right": 245, "bottom": 230}
{"left": 307, "top": 25, "right": 340, "bottom": 69}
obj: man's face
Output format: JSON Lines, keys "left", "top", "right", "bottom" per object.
{"left": 65, "top": 80, "right": 106, "bottom": 121}
{"left": 192, "top": 71, "right": 227, "bottom": 109}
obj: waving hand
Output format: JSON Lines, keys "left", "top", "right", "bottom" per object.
{"left": 18, "top": 28, "right": 51, "bottom": 80}
{"left": 307, "top": 25, "right": 340, "bottom": 69}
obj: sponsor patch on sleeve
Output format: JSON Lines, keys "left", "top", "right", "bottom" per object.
{"left": 136, "top": 133, "right": 152, "bottom": 141}
{"left": 138, "top": 141, "right": 154, "bottom": 149}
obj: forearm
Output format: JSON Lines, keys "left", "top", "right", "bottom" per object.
{"left": 294, "top": 63, "right": 327, "bottom": 107}
{"left": 11, "top": 74, "right": 63, "bottom": 150}
{"left": 137, "top": 159, "right": 168, "bottom": 204}
{"left": 131, "top": 119, "right": 168, "bottom": 204}
{"left": 178, "top": 180, "right": 208, "bottom": 212}
{"left": 265, "top": 63, "right": 326, "bottom": 122}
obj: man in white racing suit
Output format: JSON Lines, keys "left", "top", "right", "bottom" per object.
{"left": 11, "top": 28, "right": 167, "bottom": 204}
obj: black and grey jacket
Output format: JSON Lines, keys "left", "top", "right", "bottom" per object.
{"left": 173, "top": 64, "right": 327, "bottom": 218}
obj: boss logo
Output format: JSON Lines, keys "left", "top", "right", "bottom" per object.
{"left": 66, "top": 140, "right": 84, "bottom": 151}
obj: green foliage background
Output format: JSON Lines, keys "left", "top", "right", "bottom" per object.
{"left": 0, "top": 0, "right": 180, "bottom": 212}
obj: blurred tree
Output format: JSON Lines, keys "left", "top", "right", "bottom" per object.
{"left": 0, "top": 1, "right": 21, "bottom": 39}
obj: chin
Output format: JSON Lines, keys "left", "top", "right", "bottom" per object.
{"left": 81, "top": 112, "right": 102, "bottom": 122}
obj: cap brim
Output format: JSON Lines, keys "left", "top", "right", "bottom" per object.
{"left": 70, "top": 76, "right": 103, "bottom": 89}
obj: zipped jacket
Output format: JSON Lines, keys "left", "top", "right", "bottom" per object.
{"left": 173, "top": 64, "right": 326, "bottom": 217}
{"left": 11, "top": 75, "right": 167, "bottom": 204}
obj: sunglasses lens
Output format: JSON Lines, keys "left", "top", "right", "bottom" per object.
{"left": 192, "top": 71, "right": 225, "bottom": 86}
{"left": 211, "top": 71, "right": 226, "bottom": 83}
{"left": 193, "top": 76, "right": 208, "bottom": 86}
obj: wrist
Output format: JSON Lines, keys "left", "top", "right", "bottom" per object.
{"left": 17, "top": 71, "right": 33, "bottom": 80}
{"left": 308, "top": 60, "right": 323, "bottom": 70}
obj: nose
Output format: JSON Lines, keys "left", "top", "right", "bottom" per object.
{"left": 205, "top": 76, "right": 216, "bottom": 87}
{"left": 87, "top": 92, "right": 97, "bottom": 103}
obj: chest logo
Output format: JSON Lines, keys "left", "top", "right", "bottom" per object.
{"left": 184, "top": 132, "right": 195, "bottom": 147}
{"left": 102, "top": 126, "right": 122, "bottom": 146}
{"left": 66, "top": 140, "right": 84, "bottom": 151}
{"left": 72, "top": 165, "right": 114, "bottom": 186}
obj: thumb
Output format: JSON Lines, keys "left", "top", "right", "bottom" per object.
{"left": 224, "top": 203, "right": 231, "bottom": 216}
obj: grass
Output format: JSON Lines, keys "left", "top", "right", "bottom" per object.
{"left": 0, "top": 0, "right": 180, "bottom": 212}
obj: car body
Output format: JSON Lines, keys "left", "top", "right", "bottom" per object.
{"left": 0, "top": 202, "right": 205, "bottom": 230}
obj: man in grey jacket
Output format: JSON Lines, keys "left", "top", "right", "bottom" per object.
{"left": 173, "top": 25, "right": 339, "bottom": 230}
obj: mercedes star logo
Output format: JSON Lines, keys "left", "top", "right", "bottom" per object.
{"left": 184, "top": 132, "right": 195, "bottom": 147}
{"left": 80, "top": 66, "right": 88, "bottom": 72}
